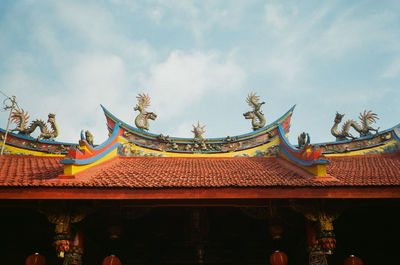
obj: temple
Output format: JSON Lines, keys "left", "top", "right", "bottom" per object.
{"left": 1, "top": 93, "right": 399, "bottom": 265}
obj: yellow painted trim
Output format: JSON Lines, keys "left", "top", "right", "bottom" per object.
{"left": 77, "top": 143, "right": 92, "bottom": 154}
{"left": 63, "top": 147, "right": 118, "bottom": 175}
{"left": 1, "top": 144, "right": 65, "bottom": 157}
{"left": 324, "top": 139, "right": 399, "bottom": 157}
{"left": 122, "top": 136, "right": 281, "bottom": 157}
{"left": 300, "top": 163, "right": 326, "bottom": 176}
{"left": 279, "top": 150, "right": 327, "bottom": 177}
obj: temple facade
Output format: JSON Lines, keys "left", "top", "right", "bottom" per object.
{"left": 1, "top": 94, "right": 399, "bottom": 265}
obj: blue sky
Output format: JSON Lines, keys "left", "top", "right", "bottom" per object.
{"left": 0, "top": 0, "right": 399, "bottom": 145}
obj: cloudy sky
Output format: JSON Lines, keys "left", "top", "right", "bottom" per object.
{"left": 0, "top": 0, "right": 399, "bottom": 145}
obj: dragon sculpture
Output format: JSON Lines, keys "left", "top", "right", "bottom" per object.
{"left": 10, "top": 109, "right": 59, "bottom": 140}
{"left": 331, "top": 110, "right": 379, "bottom": 141}
{"left": 134, "top": 93, "right": 157, "bottom": 131}
{"left": 192, "top": 121, "right": 206, "bottom": 142}
{"left": 243, "top": 93, "right": 266, "bottom": 131}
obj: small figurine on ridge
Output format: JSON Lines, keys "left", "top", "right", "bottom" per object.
{"left": 192, "top": 121, "right": 206, "bottom": 142}
{"left": 134, "top": 93, "right": 157, "bottom": 131}
{"left": 243, "top": 93, "right": 266, "bottom": 131}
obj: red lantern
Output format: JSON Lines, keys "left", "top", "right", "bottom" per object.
{"left": 25, "top": 253, "right": 46, "bottom": 265}
{"left": 270, "top": 250, "right": 288, "bottom": 265}
{"left": 344, "top": 255, "right": 363, "bottom": 265}
{"left": 102, "top": 255, "right": 122, "bottom": 265}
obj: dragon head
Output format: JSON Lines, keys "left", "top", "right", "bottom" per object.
{"left": 334, "top": 112, "right": 344, "bottom": 123}
{"left": 48, "top": 113, "right": 56, "bottom": 123}
{"left": 243, "top": 111, "right": 255, "bottom": 119}
{"left": 146, "top": 112, "right": 157, "bottom": 120}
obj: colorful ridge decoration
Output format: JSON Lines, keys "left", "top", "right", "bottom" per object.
{"left": 60, "top": 124, "right": 125, "bottom": 176}
{"left": 317, "top": 122, "right": 400, "bottom": 157}
{"left": 1, "top": 99, "right": 399, "bottom": 179}
{"left": 58, "top": 104, "right": 296, "bottom": 177}
{"left": 0, "top": 127, "right": 76, "bottom": 156}
{"left": 101, "top": 104, "right": 295, "bottom": 157}
{"left": 277, "top": 125, "right": 330, "bottom": 177}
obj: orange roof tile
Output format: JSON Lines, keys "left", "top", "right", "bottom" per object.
{"left": 0, "top": 154, "right": 400, "bottom": 189}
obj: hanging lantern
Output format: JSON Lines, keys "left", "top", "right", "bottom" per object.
{"left": 269, "top": 250, "right": 288, "bottom": 265}
{"left": 318, "top": 230, "right": 336, "bottom": 254}
{"left": 26, "top": 253, "right": 46, "bottom": 265}
{"left": 344, "top": 255, "right": 363, "bottom": 265}
{"left": 102, "top": 255, "right": 122, "bottom": 265}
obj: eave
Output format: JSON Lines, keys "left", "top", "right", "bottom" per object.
{"left": 1, "top": 186, "right": 400, "bottom": 200}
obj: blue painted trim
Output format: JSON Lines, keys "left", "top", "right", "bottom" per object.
{"left": 60, "top": 142, "right": 120, "bottom": 165}
{"left": 277, "top": 125, "right": 303, "bottom": 153}
{"left": 393, "top": 126, "right": 400, "bottom": 144}
{"left": 121, "top": 133, "right": 281, "bottom": 154}
{"left": 101, "top": 104, "right": 296, "bottom": 143}
{"left": 279, "top": 144, "right": 329, "bottom": 166}
{"left": 60, "top": 124, "right": 120, "bottom": 165}
{"left": 321, "top": 141, "right": 390, "bottom": 154}
{"left": 277, "top": 124, "right": 329, "bottom": 166}
{"left": 93, "top": 123, "right": 120, "bottom": 150}
{"left": 80, "top": 130, "right": 85, "bottom": 141}
{"left": 0, "top": 140, "right": 69, "bottom": 154}
{"left": 0, "top": 128, "right": 76, "bottom": 146}
{"left": 313, "top": 122, "right": 400, "bottom": 146}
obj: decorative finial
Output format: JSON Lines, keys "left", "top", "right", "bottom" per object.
{"left": 191, "top": 121, "right": 206, "bottom": 142}
{"left": 85, "top": 130, "right": 94, "bottom": 146}
{"left": 243, "top": 92, "right": 266, "bottom": 131}
{"left": 134, "top": 93, "right": 157, "bottom": 131}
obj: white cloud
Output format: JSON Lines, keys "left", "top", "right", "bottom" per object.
{"left": 382, "top": 58, "right": 400, "bottom": 78}
{"left": 148, "top": 7, "right": 164, "bottom": 22}
{"left": 264, "top": 3, "right": 295, "bottom": 32}
{"left": 142, "top": 50, "right": 246, "bottom": 119}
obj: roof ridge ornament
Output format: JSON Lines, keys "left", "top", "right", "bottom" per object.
{"left": 134, "top": 93, "right": 157, "bottom": 131}
{"left": 192, "top": 121, "right": 206, "bottom": 142}
{"left": 243, "top": 92, "right": 266, "bottom": 131}
{"left": 331, "top": 110, "right": 379, "bottom": 141}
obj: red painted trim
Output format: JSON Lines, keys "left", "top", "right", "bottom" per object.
{"left": 0, "top": 187, "right": 399, "bottom": 199}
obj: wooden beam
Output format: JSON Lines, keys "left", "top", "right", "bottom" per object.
{"left": 0, "top": 187, "right": 400, "bottom": 200}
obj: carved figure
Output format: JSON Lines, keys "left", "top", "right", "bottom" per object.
{"left": 85, "top": 130, "right": 94, "bottom": 146}
{"left": 298, "top": 132, "right": 307, "bottom": 147}
{"left": 134, "top": 94, "right": 157, "bottom": 131}
{"left": 192, "top": 121, "right": 206, "bottom": 141}
{"left": 331, "top": 111, "right": 379, "bottom": 141}
{"left": 11, "top": 109, "right": 59, "bottom": 140}
{"left": 243, "top": 93, "right": 266, "bottom": 131}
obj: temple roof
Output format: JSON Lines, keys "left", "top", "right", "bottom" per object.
{"left": 1, "top": 154, "right": 399, "bottom": 189}
{"left": 1, "top": 95, "right": 400, "bottom": 199}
